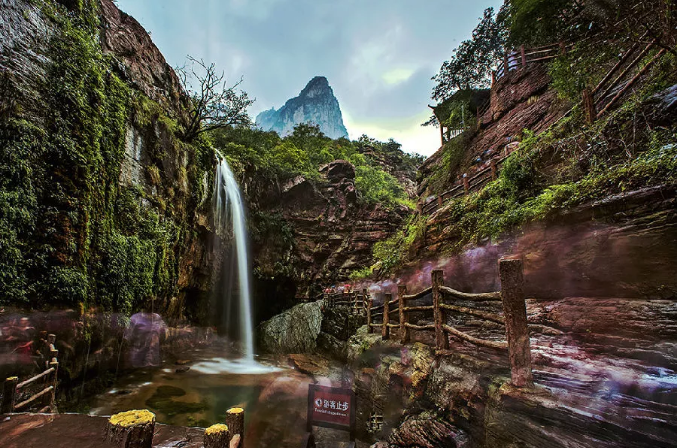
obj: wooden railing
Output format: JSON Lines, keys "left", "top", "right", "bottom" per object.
{"left": 367, "top": 259, "right": 533, "bottom": 387}
{"left": 2, "top": 334, "right": 59, "bottom": 414}
{"left": 325, "top": 289, "right": 370, "bottom": 315}
{"left": 422, "top": 154, "right": 509, "bottom": 215}
{"left": 493, "top": 43, "right": 567, "bottom": 84}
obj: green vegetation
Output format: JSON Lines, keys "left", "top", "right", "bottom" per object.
{"left": 370, "top": 214, "right": 428, "bottom": 274}
{"left": 431, "top": 7, "right": 508, "bottom": 101}
{"left": 211, "top": 123, "right": 420, "bottom": 207}
{"left": 0, "top": 0, "right": 212, "bottom": 311}
{"left": 432, "top": 61, "right": 676, "bottom": 255}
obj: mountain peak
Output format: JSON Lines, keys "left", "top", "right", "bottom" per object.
{"left": 299, "top": 76, "right": 331, "bottom": 99}
{"left": 256, "top": 77, "right": 348, "bottom": 139}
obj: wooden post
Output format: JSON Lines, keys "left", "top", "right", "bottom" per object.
{"left": 367, "top": 298, "right": 373, "bottom": 333}
{"left": 225, "top": 406, "right": 245, "bottom": 446}
{"left": 49, "top": 361, "right": 58, "bottom": 412}
{"left": 106, "top": 410, "right": 156, "bottom": 448}
{"left": 363, "top": 289, "right": 368, "bottom": 312}
{"left": 491, "top": 70, "right": 496, "bottom": 85}
{"left": 432, "top": 270, "right": 446, "bottom": 350}
{"left": 230, "top": 434, "right": 242, "bottom": 448}
{"left": 463, "top": 175, "right": 469, "bottom": 194}
{"left": 559, "top": 41, "right": 566, "bottom": 55}
{"left": 382, "top": 293, "right": 391, "bottom": 340}
{"left": 520, "top": 45, "right": 526, "bottom": 68}
{"left": 398, "top": 285, "right": 408, "bottom": 344}
{"left": 437, "top": 196, "right": 443, "bottom": 208}
{"left": 499, "top": 258, "right": 533, "bottom": 387}
{"left": 490, "top": 159, "right": 497, "bottom": 180}
{"left": 582, "top": 88, "right": 596, "bottom": 124}
{"left": 1, "top": 377, "right": 18, "bottom": 414}
{"left": 205, "top": 424, "right": 231, "bottom": 448}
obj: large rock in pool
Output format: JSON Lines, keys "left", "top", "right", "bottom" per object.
{"left": 258, "top": 301, "right": 323, "bottom": 354}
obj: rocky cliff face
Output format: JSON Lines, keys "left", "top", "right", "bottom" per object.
{"left": 255, "top": 76, "right": 349, "bottom": 139}
{"left": 0, "top": 0, "right": 214, "bottom": 320}
{"left": 248, "top": 159, "right": 411, "bottom": 322}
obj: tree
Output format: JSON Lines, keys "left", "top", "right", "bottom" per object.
{"left": 505, "top": 0, "right": 579, "bottom": 47}
{"left": 431, "top": 7, "right": 508, "bottom": 102}
{"left": 177, "top": 56, "right": 254, "bottom": 142}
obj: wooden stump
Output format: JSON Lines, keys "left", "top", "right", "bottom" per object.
{"left": 105, "top": 410, "right": 156, "bottom": 448}
{"left": 1, "top": 377, "right": 18, "bottom": 414}
{"left": 225, "top": 407, "right": 245, "bottom": 446}
{"left": 204, "top": 424, "right": 230, "bottom": 448}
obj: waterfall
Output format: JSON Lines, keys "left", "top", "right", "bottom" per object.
{"left": 213, "top": 156, "right": 255, "bottom": 361}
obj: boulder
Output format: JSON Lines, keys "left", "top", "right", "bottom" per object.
{"left": 258, "top": 301, "right": 323, "bottom": 354}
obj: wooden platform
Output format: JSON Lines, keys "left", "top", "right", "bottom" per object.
{"left": 0, "top": 413, "right": 205, "bottom": 448}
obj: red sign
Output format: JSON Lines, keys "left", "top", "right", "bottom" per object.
{"left": 307, "top": 384, "right": 355, "bottom": 433}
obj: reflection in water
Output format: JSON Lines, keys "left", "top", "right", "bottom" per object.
{"left": 88, "top": 346, "right": 340, "bottom": 447}
{"left": 124, "top": 312, "right": 167, "bottom": 368}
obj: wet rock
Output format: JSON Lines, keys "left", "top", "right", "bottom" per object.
{"left": 175, "top": 366, "right": 190, "bottom": 373}
{"left": 388, "top": 412, "right": 469, "bottom": 448}
{"left": 175, "top": 359, "right": 191, "bottom": 366}
{"left": 259, "top": 301, "right": 323, "bottom": 354}
{"left": 287, "top": 354, "right": 330, "bottom": 377}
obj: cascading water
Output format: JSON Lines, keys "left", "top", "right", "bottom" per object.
{"left": 213, "top": 155, "right": 255, "bottom": 361}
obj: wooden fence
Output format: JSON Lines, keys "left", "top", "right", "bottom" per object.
{"left": 367, "top": 259, "right": 533, "bottom": 387}
{"left": 493, "top": 43, "right": 567, "bottom": 84}
{"left": 422, "top": 153, "right": 510, "bottom": 215}
{"left": 325, "top": 289, "right": 370, "bottom": 316}
{"left": 2, "top": 334, "right": 59, "bottom": 414}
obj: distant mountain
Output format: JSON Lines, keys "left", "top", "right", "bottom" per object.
{"left": 255, "top": 76, "right": 349, "bottom": 139}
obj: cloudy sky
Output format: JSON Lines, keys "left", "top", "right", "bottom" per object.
{"left": 115, "top": 0, "right": 503, "bottom": 156}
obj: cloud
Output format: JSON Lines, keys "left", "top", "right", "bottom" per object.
{"left": 114, "top": 0, "right": 505, "bottom": 159}
{"left": 343, "top": 109, "right": 441, "bottom": 156}
{"left": 382, "top": 68, "right": 415, "bottom": 85}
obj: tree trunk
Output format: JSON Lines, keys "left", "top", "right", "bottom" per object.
{"left": 105, "top": 410, "right": 156, "bottom": 448}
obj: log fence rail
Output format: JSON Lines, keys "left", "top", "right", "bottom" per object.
{"left": 2, "top": 334, "right": 59, "bottom": 414}
{"left": 325, "top": 289, "right": 370, "bottom": 316}
{"left": 367, "top": 258, "right": 533, "bottom": 387}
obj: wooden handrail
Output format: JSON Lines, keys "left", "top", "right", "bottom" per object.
{"left": 404, "top": 323, "right": 436, "bottom": 331}
{"left": 16, "top": 367, "right": 55, "bottom": 390}
{"left": 442, "top": 325, "right": 508, "bottom": 349}
{"left": 401, "top": 305, "right": 434, "bottom": 312}
{"left": 525, "top": 55, "right": 558, "bottom": 63}
{"left": 14, "top": 386, "right": 53, "bottom": 410}
{"left": 366, "top": 258, "right": 531, "bottom": 387}
{"left": 438, "top": 286, "right": 501, "bottom": 301}
{"left": 439, "top": 304, "right": 504, "bottom": 324}
{"left": 401, "top": 287, "right": 433, "bottom": 301}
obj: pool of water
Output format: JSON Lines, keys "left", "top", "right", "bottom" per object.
{"left": 88, "top": 346, "right": 345, "bottom": 447}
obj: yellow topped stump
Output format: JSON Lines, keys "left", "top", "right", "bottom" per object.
{"left": 204, "top": 424, "right": 230, "bottom": 448}
{"left": 225, "top": 407, "right": 245, "bottom": 446}
{"left": 106, "top": 409, "right": 156, "bottom": 448}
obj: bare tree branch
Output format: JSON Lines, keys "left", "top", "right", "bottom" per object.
{"left": 176, "top": 56, "right": 255, "bottom": 142}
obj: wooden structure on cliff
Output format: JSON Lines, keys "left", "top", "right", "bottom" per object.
{"left": 1, "top": 334, "right": 59, "bottom": 414}
{"left": 325, "top": 289, "right": 370, "bottom": 316}
{"left": 367, "top": 258, "right": 533, "bottom": 387}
